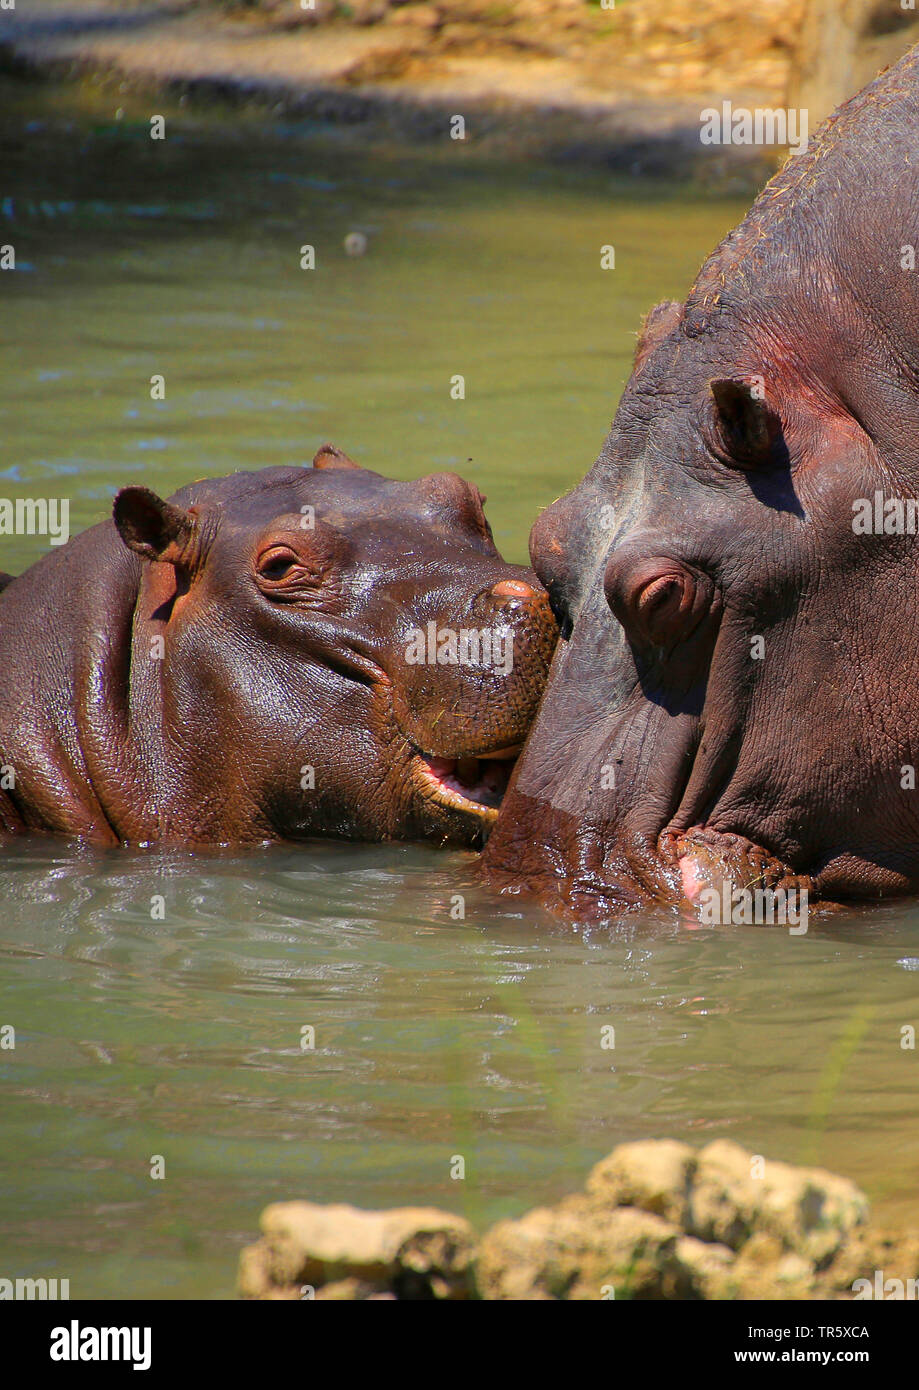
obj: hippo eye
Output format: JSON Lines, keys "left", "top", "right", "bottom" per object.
{"left": 256, "top": 545, "right": 302, "bottom": 583}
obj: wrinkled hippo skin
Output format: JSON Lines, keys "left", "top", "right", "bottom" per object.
{"left": 0, "top": 447, "right": 556, "bottom": 847}
{"left": 483, "top": 45, "right": 919, "bottom": 918}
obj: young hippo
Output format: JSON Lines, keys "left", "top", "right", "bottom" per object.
{"left": 0, "top": 447, "right": 557, "bottom": 848}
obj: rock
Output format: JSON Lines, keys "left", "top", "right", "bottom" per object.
{"left": 315, "top": 1278, "right": 391, "bottom": 1299}
{"left": 586, "top": 1138, "right": 697, "bottom": 1227}
{"left": 238, "top": 1139, "right": 897, "bottom": 1300}
{"left": 389, "top": 4, "right": 441, "bottom": 30}
{"left": 822, "top": 1226, "right": 919, "bottom": 1297}
{"left": 477, "top": 1195, "right": 707, "bottom": 1300}
{"left": 687, "top": 1139, "right": 869, "bottom": 1261}
{"left": 475, "top": 1139, "right": 876, "bottom": 1300}
{"left": 349, "top": 0, "right": 391, "bottom": 25}
{"left": 238, "top": 1201, "right": 475, "bottom": 1299}
{"left": 275, "top": 0, "right": 338, "bottom": 26}
{"left": 674, "top": 1235, "right": 737, "bottom": 1300}
{"left": 776, "top": 1252, "right": 815, "bottom": 1284}
{"left": 237, "top": 1239, "right": 289, "bottom": 1300}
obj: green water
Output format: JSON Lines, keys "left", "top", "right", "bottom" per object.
{"left": 2, "top": 79, "right": 918, "bottom": 1300}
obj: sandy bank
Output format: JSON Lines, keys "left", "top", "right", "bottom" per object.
{"left": 0, "top": 0, "right": 802, "bottom": 175}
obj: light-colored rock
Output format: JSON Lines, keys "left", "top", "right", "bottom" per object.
{"left": 314, "top": 1278, "right": 391, "bottom": 1299}
{"left": 239, "top": 1201, "right": 475, "bottom": 1299}
{"left": 477, "top": 1194, "right": 706, "bottom": 1300}
{"left": 687, "top": 1139, "right": 869, "bottom": 1261}
{"left": 236, "top": 1239, "right": 275, "bottom": 1300}
{"left": 586, "top": 1138, "right": 697, "bottom": 1227}
{"left": 349, "top": 0, "right": 391, "bottom": 25}
{"left": 674, "top": 1235, "right": 737, "bottom": 1300}
{"left": 389, "top": 4, "right": 442, "bottom": 30}
{"left": 238, "top": 1139, "right": 900, "bottom": 1300}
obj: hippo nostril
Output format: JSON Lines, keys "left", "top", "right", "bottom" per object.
{"left": 491, "top": 579, "right": 538, "bottom": 600}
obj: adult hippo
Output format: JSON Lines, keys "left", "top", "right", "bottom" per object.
{"left": 483, "top": 45, "right": 919, "bottom": 920}
{"left": 0, "top": 447, "right": 556, "bottom": 847}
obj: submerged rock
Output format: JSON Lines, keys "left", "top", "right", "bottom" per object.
{"left": 238, "top": 1140, "right": 917, "bottom": 1300}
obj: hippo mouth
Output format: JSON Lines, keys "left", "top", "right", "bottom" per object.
{"left": 658, "top": 825, "right": 815, "bottom": 908}
{"left": 411, "top": 746, "right": 519, "bottom": 823}
{"left": 482, "top": 696, "right": 819, "bottom": 918}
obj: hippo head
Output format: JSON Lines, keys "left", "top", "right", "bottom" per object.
{"left": 112, "top": 447, "right": 557, "bottom": 847}
{"left": 482, "top": 168, "right": 919, "bottom": 918}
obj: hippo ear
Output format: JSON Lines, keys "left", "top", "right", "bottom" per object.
{"left": 113, "top": 487, "right": 198, "bottom": 565}
{"left": 312, "top": 443, "right": 362, "bottom": 472}
{"left": 709, "top": 377, "right": 782, "bottom": 466}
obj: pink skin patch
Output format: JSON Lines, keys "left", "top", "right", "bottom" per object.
{"left": 679, "top": 854, "right": 706, "bottom": 901}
